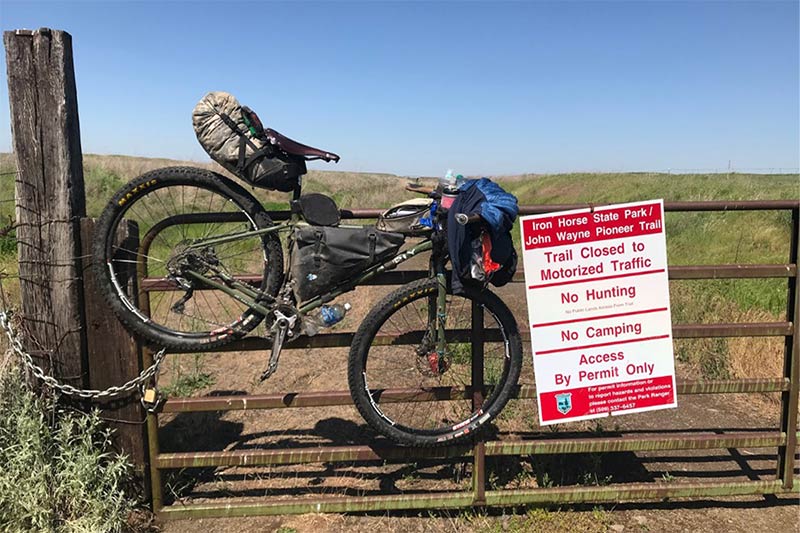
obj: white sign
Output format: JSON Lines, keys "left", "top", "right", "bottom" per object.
{"left": 520, "top": 199, "right": 677, "bottom": 425}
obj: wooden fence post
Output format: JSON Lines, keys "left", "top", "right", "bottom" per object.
{"left": 4, "top": 28, "right": 149, "bottom": 495}
{"left": 80, "top": 218, "right": 150, "bottom": 497}
{"left": 4, "top": 28, "right": 87, "bottom": 385}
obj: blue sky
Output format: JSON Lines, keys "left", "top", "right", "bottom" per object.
{"left": 1, "top": 1, "right": 798, "bottom": 176}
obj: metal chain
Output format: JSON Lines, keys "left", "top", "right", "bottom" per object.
{"left": 0, "top": 311, "right": 167, "bottom": 401}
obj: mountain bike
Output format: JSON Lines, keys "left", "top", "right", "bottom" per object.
{"left": 92, "top": 144, "right": 522, "bottom": 447}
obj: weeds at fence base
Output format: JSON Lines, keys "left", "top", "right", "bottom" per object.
{"left": 161, "top": 353, "right": 216, "bottom": 398}
{"left": 0, "top": 365, "right": 139, "bottom": 533}
{"left": 459, "top": 505, "right": 612, "bottom": 533}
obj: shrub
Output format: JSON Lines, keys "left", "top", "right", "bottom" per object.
{"left": 0, "top": 367, "right": 134, "bottom": 533}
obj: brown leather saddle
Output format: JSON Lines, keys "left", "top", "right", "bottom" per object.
{"left": 265, "top": 128, "right": 340, "bottom": 163}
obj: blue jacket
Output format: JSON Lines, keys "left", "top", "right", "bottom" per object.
{"left": 447, "top": 178, "right": 519, "bottom": 293}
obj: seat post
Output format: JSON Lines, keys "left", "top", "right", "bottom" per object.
{"left": 290, "top": 181, "right": 302, "bottom": 223}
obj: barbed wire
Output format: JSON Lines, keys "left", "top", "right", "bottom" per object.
{"left": 0, "top": 183, "right": 169, "bottom": 407}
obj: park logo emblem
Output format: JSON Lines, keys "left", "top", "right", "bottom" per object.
{"left": 556, "top": 392, "right": 573, "bottom": 415}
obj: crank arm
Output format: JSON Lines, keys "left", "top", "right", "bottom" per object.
{"left": 261, "top": 319, "right": 288, "bottom": 381}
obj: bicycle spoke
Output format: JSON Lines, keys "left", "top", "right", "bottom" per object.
{"left": 362, "top": 286, "right": 511, "bottom": 434}
{"left": 104, "top": 177, "right": 271, "bottom": 339}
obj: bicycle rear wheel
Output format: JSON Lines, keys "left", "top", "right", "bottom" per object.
{"left": 92, "top": 166, "right": 284, "bottom": 351}
{"left": 348, "top": 278, "right": 522, "bottom": 447}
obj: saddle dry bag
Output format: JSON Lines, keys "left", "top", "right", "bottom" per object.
{"left": 290, "top": 225, "right": 406, "bottom": 302}
{"left": 192, "top": 91, "right": 305, "bottom": 192}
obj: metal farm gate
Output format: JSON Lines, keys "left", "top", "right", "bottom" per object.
{"left": 139, "top": 201, "right": 799, "bottom": 519}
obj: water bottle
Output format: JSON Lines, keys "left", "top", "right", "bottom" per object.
{"left": 440, "top": 169, "right": 459, "bottom": 209}
{"left": 303, "top": 303, "right": 351, "bottom": 336}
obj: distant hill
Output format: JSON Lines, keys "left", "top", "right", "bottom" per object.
{"left": 1, "top": 153, "right": 796, "bottom": 216}
{"left": 0, "top": 153, "right": 422, "bottom": 218}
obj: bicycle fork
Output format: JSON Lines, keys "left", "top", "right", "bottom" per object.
{"left": 421, "top": 271, "right": 450, "bottom": 375}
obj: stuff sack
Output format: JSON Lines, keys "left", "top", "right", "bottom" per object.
{"left": 192, "top": 91, "right": 305, "bottom": 192}
{"left": 447, "top": 178, "right": 519, "bottom": 293}
{"left": 290, "top": 225, "right": 406, "bottom": 302}
{"left": 376, "top": 198, "right": 434, "bottom": 235}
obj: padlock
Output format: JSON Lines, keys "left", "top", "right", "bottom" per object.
{"left": 143, "top": 388, "right": 158, "bottom": 404}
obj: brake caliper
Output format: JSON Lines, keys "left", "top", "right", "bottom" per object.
{"left": 427, "top": 351, "right": 450, "bottom": 375}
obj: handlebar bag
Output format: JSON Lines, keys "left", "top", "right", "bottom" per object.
{"left": 192, "top": 91, "right": 305, "bottom": 192}
{"left": 376, "top": 198, "right": 434, "bottom": 235}
{"left": 290, "top": 225, "right": 406, "bottom": 302}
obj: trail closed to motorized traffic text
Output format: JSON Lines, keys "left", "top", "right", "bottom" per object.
{"left": 520, "top": 199, "right": 677, "bottom": 425}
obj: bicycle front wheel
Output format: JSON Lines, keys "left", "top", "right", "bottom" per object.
{"left": 348, "top": 278, "right": 522, "bottom": 447}
{"left": 92, "top": 166, "right": 284, "bottom": 351}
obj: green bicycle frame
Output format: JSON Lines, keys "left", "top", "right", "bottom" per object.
{"left": 183, "top": 221, "right": 290, "bottom": 250}
{"left": 183, "top": 234, "right": 436, "bottom": 316}
{"left": 160, "top": 206, "right": 449, "bottom": 354}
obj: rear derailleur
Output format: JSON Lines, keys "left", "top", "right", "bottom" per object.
{"left": 165, "top": 245, "right": 219, "bottom": 314}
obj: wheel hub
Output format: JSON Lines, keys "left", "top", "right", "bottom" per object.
{"left": 166, "top": 243, "right": 220, "bottom": 288}
{"left": 414, "top": 331, "right": 449, "bottom": 376}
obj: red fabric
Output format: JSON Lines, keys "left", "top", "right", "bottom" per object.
{"left": 482, "top": 232, "right": 501, "bottom": 274}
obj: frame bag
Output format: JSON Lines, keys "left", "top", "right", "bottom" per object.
{"left": 291, "top": 226, "right": 406, "bottom": 302}
{"left": 192, "top": 91, "right": 305, "bottom": 192}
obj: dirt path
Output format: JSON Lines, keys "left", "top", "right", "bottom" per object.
{"left": 159, "top": 499, "right": 800, "bottom": 533}
{"left": 155, "top": 351, "right": 798, "bottom": 533}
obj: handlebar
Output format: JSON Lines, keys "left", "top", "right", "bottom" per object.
{"left": 455, "top": 213, "right": 482, "bottom": 226}
{"left": 405, "top": 184, "right": 435, "bottom": 195}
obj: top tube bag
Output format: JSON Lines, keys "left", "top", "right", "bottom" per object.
{"left": 376, "top": 198, "right": 434, "bottom": 236}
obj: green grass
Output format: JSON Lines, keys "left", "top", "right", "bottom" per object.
{"left": 84, "top": 166, "right": 127, "bottom": 218}
{"left": 161, "top": 354, "right": 216, "bottom": 397}
{"left": 462, "top": 506, "right": 612, "bottom": 533}
{"left": 502, "top": 171, "right": 798, "bottom": 205}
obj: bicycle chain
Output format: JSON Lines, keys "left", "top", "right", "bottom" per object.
{"left": 0, "top": 311, "right": 167, "bottom": 401}
{"left": 171, "top": 305, "right": 230, "bottom": 330}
